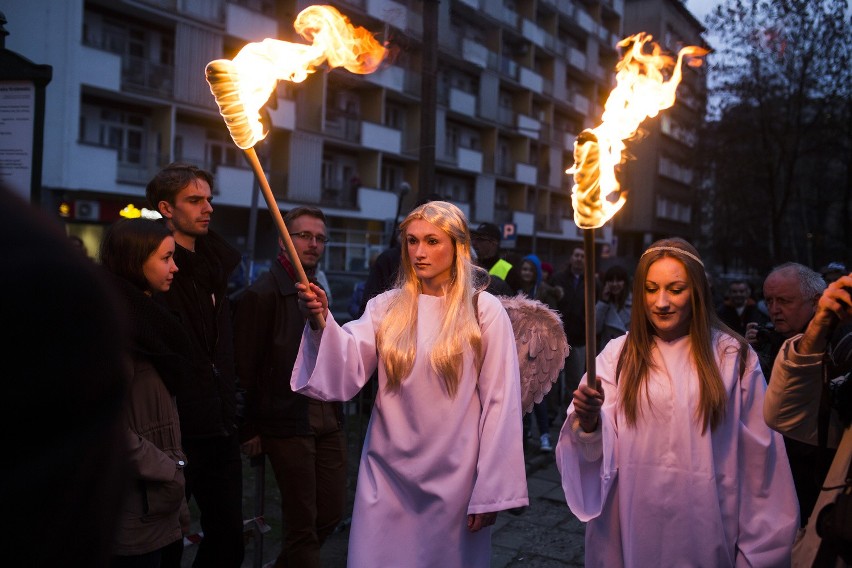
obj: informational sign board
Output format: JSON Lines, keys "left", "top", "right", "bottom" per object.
{"left": 0, "top": 81, "right": 34, "bottom": 200}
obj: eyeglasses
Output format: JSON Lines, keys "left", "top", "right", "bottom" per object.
{"left": 289, "top": 231, "right": 329, "bottom": 244}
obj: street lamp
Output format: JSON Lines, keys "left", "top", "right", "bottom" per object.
{"left": 389, "top": 181, "right": 411, "bottom": 246}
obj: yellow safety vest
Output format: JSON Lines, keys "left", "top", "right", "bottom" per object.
{"left": 489, "top": 258, "right": 512, "bottom": 280}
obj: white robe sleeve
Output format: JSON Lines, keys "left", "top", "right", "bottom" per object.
{"left": 555, "top": 336, "right": 622, "bottom": 522}
{"left": 290, "top": 295, "right": 383, "bottom": 402}
{"left": 734, "top": 347, "right": 799, "bottom": 567}
{"left": 467, "top": 293, "right": 529, "bottom": 514}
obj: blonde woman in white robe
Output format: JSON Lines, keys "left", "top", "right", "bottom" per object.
{"left": 291, "top": 201, "right": 528, "bottom": 567}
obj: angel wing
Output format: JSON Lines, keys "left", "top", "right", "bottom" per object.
{"left": 497, "top": 295, "right": 570, "bottom": 414}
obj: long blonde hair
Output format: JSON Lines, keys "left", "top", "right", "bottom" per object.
{"left": 616, "top": 238, "right": 746, "bottom": 433}
{"left": 377, "top": 201, "right": 486, "bottom": 397}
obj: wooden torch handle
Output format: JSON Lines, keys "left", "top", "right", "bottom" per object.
{"left": 243, "top": 147, "right": 326, "bottom": 329}
{"left": 583, "top": 227, "right": 596, "bottom": 387}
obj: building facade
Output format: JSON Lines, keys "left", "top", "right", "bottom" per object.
{"left": 619, "top": 0, "right": 708, "bottom": 260}
{"left": 5, "top": 0, "right": 704, "bottom": 275}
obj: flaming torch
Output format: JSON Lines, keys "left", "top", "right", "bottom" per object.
{"left": 205, "top": 5, "right": 387, "bottom": 328}
{"left": 568, "top": 33, "right": 707, "bottom": 386}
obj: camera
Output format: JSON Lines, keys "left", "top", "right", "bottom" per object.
{"left": 755, "top": 323, "right": 775, "bottom": 343}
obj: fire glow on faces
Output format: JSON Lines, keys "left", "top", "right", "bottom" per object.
{"left": 162, "top": 178, "right": 213, "bottom": 241}
{"left": 143, "top": 236, "right": 178, "bottom": 294}
{"left": 644, "top": 256, "right": 692, "bottom": 341}
{"left": 406, "top": 219, "right": 455, "bottom": 296}
{"left": 288, "top": 215, "right": 326, "bottom": 270}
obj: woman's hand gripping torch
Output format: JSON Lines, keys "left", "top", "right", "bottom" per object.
{"left": 206, "top": 60, "right": 325, "bottom": 328}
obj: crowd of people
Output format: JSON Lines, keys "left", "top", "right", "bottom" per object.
{"left": 11, "top": 161, "right": 852, "bottom": 567}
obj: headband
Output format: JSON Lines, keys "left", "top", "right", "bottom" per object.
{"left": 641, "top": 246, "right": 704, "bottom": 267}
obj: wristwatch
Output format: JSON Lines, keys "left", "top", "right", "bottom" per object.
{"left": 177, "top": 459, "right": 186, "bottom": 468}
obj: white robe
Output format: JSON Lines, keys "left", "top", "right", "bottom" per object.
{"left": 291, "top": 291, "right": 528, "bottom": 568}
{"left": 556, "top": 333, "right": 799, "bottom": 568}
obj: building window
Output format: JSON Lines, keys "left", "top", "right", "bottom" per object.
{"left": 205, "top": 130, "right": 240, "bottom": 170}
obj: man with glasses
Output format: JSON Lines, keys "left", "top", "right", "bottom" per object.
{"left": 232, "top": 206, "right": 346, "bottom": 568}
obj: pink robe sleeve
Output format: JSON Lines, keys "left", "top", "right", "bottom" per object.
{"left": 290, "top": 297, "right": 382, "bottom": 401}
{"left": 467, "top": 293, "right": 529, "bottom": 514}
{"left": 734, "top": 347, "right": 799, "bottom": 567}
{"left": 555, "top": 337, "right": 621, "bottom": 521}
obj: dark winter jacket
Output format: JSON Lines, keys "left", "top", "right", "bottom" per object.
{"left": 156, "top": 230, "right": 241, "bottom": 439}
{"left": 233, "top": 261, "right": 343, "bottom": 440}
{"left": 106, "top": 273, "right": 191, "bottom": 555}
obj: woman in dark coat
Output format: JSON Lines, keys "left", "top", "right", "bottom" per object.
{"left": 101, "top": 218, "right": 193, "bottom": 567}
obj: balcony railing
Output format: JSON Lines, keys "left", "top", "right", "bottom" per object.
{"left": 320, "top": 179, "right": 358, "bottom": 209}
{"left": 122, "top": 55, "right": 175, "bottom": 98}
{"left": 325, "top": 111, "right": 361, "bottom": 142}
{"left": 112, "top": 150, "right": 172, "bottom": 185}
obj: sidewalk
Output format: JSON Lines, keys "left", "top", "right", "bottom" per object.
{"left": 181, "top": 422, "right": 586, "bottom": 567}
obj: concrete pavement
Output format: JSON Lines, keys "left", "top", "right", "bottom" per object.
{"left": 181, "top": 425, "right": 587, "bottom": 567}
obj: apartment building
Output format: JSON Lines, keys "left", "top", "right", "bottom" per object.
{"left": 618, "top": 0, "right": 708, "bottom": 259}
{"left": 6, "top": 0, "right": 632, "bottom": 273}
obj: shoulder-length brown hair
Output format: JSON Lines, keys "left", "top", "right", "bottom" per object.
{"left": 616, "top": 238, "right": 746, "bottom": 433}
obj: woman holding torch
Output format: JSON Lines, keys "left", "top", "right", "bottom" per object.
{"left": 291, "top": 201, "right": 528, "bottom": 567}
{"left": 556, "top": 237, "right": 798, "bottom": 567}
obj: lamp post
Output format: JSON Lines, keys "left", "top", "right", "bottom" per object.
{"left": 389, "top": 181, "right": 411, "bottom": 246}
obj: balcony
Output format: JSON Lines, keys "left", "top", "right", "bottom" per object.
{"left": 79, "top": 46, "right": 121, "bottom": 91}
{"left": 498, "top": 7, "right": 518, "bottom": 28}
{"left": 122, "top": 55, "right": 175, "bottom": 98}
{"left": 136, "top": 0, "right": 224, "bottom": 23}
{"left": 498, "top": 56, "right": 519, "bottom": 80}
{"left": 516, "top": 114, "right": 541, "bottom": 140}
{"left": 577, "top": 10, "right": 596, "bottom": 34}
{"left": 567, "top": 47, "right": 587, "bottom": 73}
{"left": 569, "top": 92, "right": 590, "bottom": 115}
{"left": 497, "top": 106, "right": 515, "bottom": 126}
{"left": 367, "top": 64, "right": 406, "bottom": 93}
{"left": 518, "top": 67, "right": 544, "bottom": 94}
{"left": 267, "top": 98, "right": 296, "bottom": 131}
{"left": 449, "top": 88, "right": 477, "bottom": 116}
{"left": 521, "top": 19, "right": 545, "bottom": 48}
{"left": 225, "top": 2, "right": 277, "bottom": 42}
{"left": 461, "top": 38, "right": 489, "bottom": 68}
{"left": 214, "top": 165, "right": 257, "bottom": 207}
{"left": 361, "top": 122, "right": 402, "bottom": 154}
{"left": 325, "top": 110, "right": 361, "bottom": 142}
{"left": 321, "top": 177, "right": 358, "bottom": 209}
{"left": 457, "top": 147, "right": 483, "bottom": 173}
{"left": 367, "top": 0, "right": 409, "bottom": 31}
{"left": 515, "top": 162, "right": 537, "bottom": 185}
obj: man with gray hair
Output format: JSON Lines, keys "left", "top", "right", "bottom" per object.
{"left": 746, "top": 262, "right": 826, "bottom": 375}
{"left": 746, "top": 261, "right": 826, "bottom": 527}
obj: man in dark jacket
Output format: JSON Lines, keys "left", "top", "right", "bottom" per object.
{"left": 147, "top": 163, "right": 244, "bottom": 567}
{"left": 233, "top": 206, "right": 346, "bottom": 568}
{"left": 552, "top": 246, "right": 600, "bottom": 408}
{"left": 717, "top": 279, "right": 768, "bottom": 336}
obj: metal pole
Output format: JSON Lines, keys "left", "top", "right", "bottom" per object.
{"left": 418, "top": 0, "right": 439, "bottom": 203}
{"left": 583, "top": 228, "right": 596, "bottom": 387}
{"left": 251, "top": 455, "right": 265, "bottom": 568}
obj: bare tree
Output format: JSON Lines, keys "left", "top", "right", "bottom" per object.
{"left": 701, "top": 0, "right": 852, "bottom": 271}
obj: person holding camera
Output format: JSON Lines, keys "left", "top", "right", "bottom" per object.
{"left": 764, "top": 274, "right": 852, "bottom": 566}
{"left": 748, "top": 262, "right": 827, "bottom": 529}
{"left": 746, "top": 263, "right": 825, "bottom": 378}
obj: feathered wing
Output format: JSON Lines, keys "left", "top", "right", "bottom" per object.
{"left": 497, "top": 295, "right": 570, "bottom": 414}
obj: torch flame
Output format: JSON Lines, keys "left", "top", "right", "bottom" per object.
{"left": 569, "top": 33, "right": 708, "bottom": 229}
{"left": 206, "top": 5, "right": 387, "bottom": 149}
